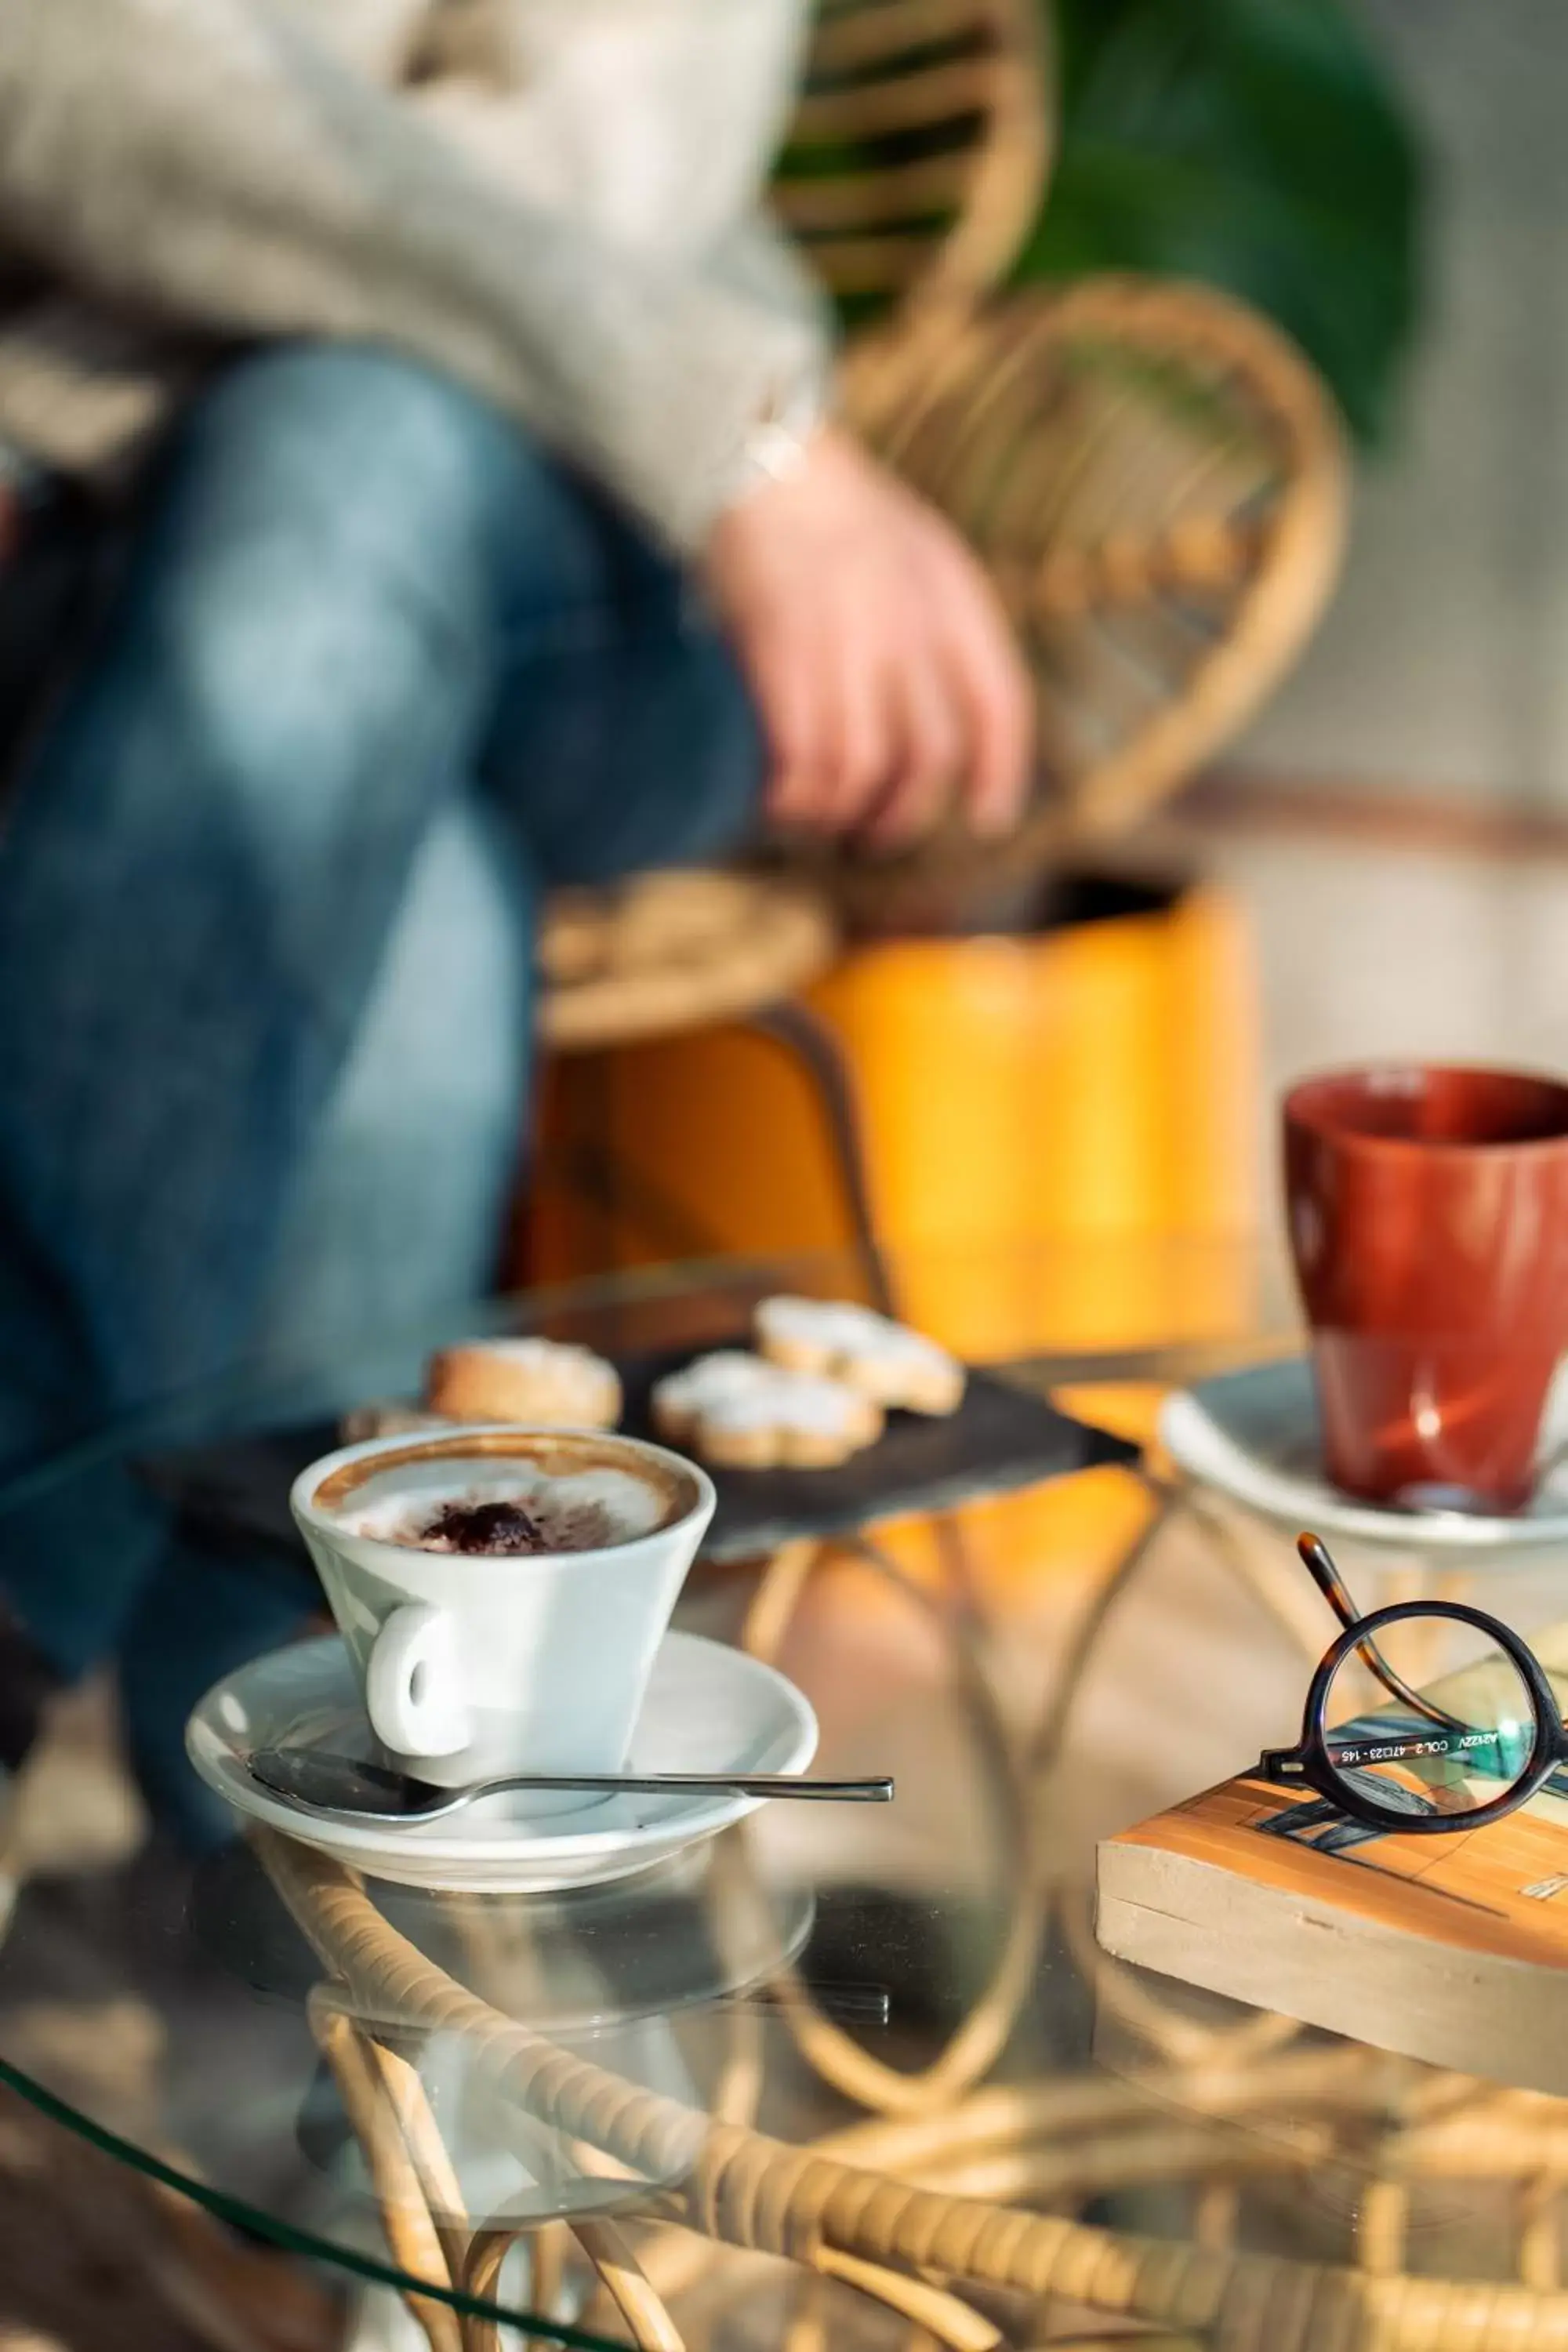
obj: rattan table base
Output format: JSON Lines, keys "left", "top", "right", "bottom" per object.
{"left": 257, "top": 1526, "right": 1568, "bottom": 2352}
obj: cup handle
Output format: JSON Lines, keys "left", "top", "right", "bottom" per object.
{"left": 365, "top": 1604, "right": 470, "bottom": 1758}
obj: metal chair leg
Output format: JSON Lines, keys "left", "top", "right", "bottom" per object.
{"left": 545, "top": 998, "right": 895, "bottom": 1313}
{"left": 743, "top": 1000, "right": 894, "bottom": 1316}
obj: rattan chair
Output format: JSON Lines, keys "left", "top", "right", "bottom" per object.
{"left": 540, "top": 0, "right": 1348, "bottom": 1033}
{"left": 780, "top": 0, "right": 1346, "bottom": 889}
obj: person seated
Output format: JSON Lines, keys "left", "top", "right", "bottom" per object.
{"left": 0, "top": 0, "right": 1033, "bottom": 1846}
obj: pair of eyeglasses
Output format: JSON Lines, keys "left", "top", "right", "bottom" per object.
{"left": 1257, "top": 1533, "right": 1568, "bottom": 1834}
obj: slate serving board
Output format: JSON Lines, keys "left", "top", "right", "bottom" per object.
{"left": 138, "top": 1340, "right": 1139, "bottom": 1568}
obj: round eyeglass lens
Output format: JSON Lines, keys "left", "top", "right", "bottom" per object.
{"left": 1321, "top": 1613, "right": 1541, "bottom": 1820}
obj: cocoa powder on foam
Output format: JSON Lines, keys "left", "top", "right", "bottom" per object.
{"left": 403, "top": 1495, "right": 623, "bottom": 1555}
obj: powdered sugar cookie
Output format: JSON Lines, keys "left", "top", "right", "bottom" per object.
{"left": 652, "top": 1350, "right": 881, "bottom": 1469}
{"left": 425, "top": 1338, "right": 622, "bottom": 1431}
{"left": 649, "top": 1352, "right": 775, "bottom": 1446}
{"left": 755, "top": 1298, "right": 965, "bottom": 1416}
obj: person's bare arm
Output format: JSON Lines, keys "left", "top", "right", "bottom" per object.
{"left": 0, "top": 0, "right": 824, "bottom": 552}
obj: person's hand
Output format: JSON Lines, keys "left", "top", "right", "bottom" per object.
{"left": 702, "top": 426, "right": 1033, "bottom": 849}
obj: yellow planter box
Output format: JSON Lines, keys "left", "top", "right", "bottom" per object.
{"left": 529, "top": 868, "right": 1258, "bottom": 1359}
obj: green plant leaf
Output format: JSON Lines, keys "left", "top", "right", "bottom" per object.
{"left": 1021, "top": 0, "right": 1425, "bottom": 444}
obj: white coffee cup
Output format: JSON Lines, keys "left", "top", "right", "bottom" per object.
{"left": 291, "top": 1426, "right": 714, "bottom": 1788}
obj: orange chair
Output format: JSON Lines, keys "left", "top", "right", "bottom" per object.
{"left": 528, "top": 866, "right": 1258, "bottom": 1363}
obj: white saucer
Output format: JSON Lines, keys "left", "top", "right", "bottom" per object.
{"left": 187, "top": 1631, "right": 818, "bottom": 1893}
{"left": 1159, "top": 1356, "right": 1568, "bottom": 1555}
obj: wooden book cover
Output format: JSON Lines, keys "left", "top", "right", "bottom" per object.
{"left": 1096, "top": 1624, "right": 1568, "bottom": 2091}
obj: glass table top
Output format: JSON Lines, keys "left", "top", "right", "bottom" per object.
{"left": 2, "top": 1240, "right": 1562, "bottom": 2350}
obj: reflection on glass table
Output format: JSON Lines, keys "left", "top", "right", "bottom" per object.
{"left": 5, "top": 1242, "right": 1568, "bottom": 2352}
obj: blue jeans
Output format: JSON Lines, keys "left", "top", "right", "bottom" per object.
{"left": 0, "top": 344, "right": 762, "bottom": 1844}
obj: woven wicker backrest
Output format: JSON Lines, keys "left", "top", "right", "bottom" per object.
{"left": 767, "top": 7, "right": 1344, "bottom": 905}
{"left": 772, "top": 0, "right": 1051, "bottom": 314}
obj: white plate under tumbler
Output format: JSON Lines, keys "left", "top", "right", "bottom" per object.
{"left": 1159, "top": 1356, "right": 1568, "bottom": 1555}
{"left": 187, "top": 1629, "right": 818, "bottom": 1893}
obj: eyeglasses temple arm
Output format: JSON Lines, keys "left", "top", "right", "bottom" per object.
{"left": 1295, "top": 1532, "right": 1362, "bottom": 1631}
{"left": 1295, "top": 1531, "right": 1461, "bottom": 1733}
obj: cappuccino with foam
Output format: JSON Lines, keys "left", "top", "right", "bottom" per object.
{"left": 292, "top": 1427, "right": 713, "bottom": 1786}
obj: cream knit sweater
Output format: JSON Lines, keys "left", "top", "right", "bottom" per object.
{"left": 0, "top": 0, "right": 830, "bottom": 550}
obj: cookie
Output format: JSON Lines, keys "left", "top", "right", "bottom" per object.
{"left": 649, "top": 1352, "right": 775, "bottom": 1446}
{"left": 651, "top": 1350, "right": 881, "bottom": 1470}
{"left": 754, "top": 1298, "right": 965, "bottom": 1416}
{"left": 424, "top": 1338, "right": 622, "bottom": 1431}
